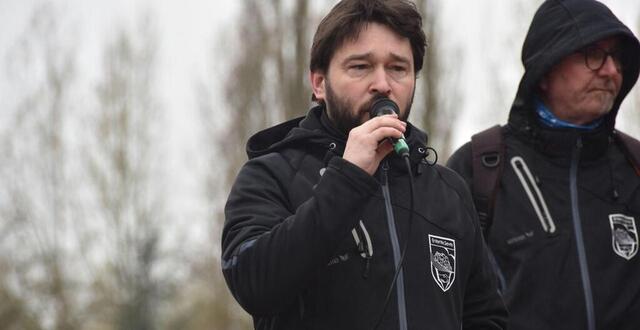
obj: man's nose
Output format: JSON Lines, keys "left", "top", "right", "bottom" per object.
{"left": 599, "top": 54, "right": 622, "bottom": 76}
{"left": 369, "top": 67, "right": 391, "bottom": 95}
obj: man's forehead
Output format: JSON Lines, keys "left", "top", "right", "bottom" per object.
{"left": 331, "top": 23, "right": 412, "bottom": 58}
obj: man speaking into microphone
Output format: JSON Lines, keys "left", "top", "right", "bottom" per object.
{"left": 221, "top": 1, "right": 507, "bottom": 329}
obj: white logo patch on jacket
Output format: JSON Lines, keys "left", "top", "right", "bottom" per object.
{"left": 428, "top": 234, "right": 456, "bottom": 292}
{"left": 609, "top": 214, "right": 638, "bottom": 260}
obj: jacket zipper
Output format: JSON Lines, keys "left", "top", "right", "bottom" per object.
{"left": 380, "top": 161, "right": 408, "bottom": 330}
{"left": 570, "top": 137, "right": 596, "bottom": 330}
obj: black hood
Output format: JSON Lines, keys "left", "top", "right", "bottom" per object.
{"left": 246, "top": 105, "right": 429, "bottom": 165}
{"left": 509, "top": 0, "right": 640, "bottom": 132}
{"left": 245, "top": 109, "right": 326, "bottom": 160}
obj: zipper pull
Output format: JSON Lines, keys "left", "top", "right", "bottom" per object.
{"left": 381, "top": 160, "right": 389, "bottom": 179}
{"left": 357, "top": 241, "right": 365, "bottom": 254}
{"left": 363, "top": 258, "right": 371, "bottom": 279}
{"left": 358, "top": 240, "right": 372, "bottom": 278}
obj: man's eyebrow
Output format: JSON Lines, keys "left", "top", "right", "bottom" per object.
{"left": 342, "top": 52, "right": 374, "bottom": 64}
{"left": 341, "top": 52, "right": 411, "bottom": 65}
{"left": 389, "top": 52, "right": 411, "bottom": 65}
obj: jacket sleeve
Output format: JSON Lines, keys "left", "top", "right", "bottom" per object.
{"left": 448, "top": 144, "right": 508, "bottom": 328}
{"left": 462, "top": 215, "right": 508, "bottom": 329}
{"left": 446, "top": 142, "right": 473, "bottom": 187}
{"left": 221, "top": 154, "right": 379, "bottom": 316}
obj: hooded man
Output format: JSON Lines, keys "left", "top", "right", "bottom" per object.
{"left": 447, "top": 0, "right": 640, "bottom": 329}
{"left": 221, "top": 0, "right": 507, "bottom": 329}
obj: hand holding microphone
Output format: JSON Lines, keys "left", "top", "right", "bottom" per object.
{"left": 343, "top": 97, "right": 409, "bottom": 175}
{"left": 369, "top": 98, "right": 410, "bottom": 157}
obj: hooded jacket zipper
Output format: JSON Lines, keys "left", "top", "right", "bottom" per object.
{"left": 570, "top": 137, "right": 596, "bottom": 330}
{"left": 380, "top": 161, "right": 408, "bottom": 330}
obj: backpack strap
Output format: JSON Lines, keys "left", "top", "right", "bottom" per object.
{"left": 614, "top": 130, "right": 640, "bottom": 177}
{"left": 471, "top": 125, "right": 505, "bottom": 233}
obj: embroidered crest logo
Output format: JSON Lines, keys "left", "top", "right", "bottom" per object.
{"left": 609, "top": 214, "right": 638, "bottom": 260}
{"left": 428, "top": 234, "right": 456, "bottom": 292}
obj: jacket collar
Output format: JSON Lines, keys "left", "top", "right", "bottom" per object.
{"left": 508, "top": 102, "right": 611, "bottom": 161}
{"left": 247, "top": 104, "right": 432, "bottom": 172}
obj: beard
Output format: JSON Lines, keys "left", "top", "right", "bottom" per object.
{"left": 324, "top": 78, "right": 414, "bottom": 135}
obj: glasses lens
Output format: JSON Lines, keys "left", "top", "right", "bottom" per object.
{"left": 585, "top": 47, "right": 606, "bottom": 70}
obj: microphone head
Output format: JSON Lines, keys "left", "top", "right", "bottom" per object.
{"left": 369, "top": 98, "right": 399, "bottom": 118}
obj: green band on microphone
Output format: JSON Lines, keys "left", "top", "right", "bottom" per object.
{"left": 394, "top": 139, "right": 409, "bottom": 156}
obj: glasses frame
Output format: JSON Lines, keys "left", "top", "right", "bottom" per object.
{"left": 579, "top": 45, "right": 623, "bottom": 72}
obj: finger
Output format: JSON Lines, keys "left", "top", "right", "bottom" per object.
{"left": 375, "top": 139, "right": 395, "bottom": 161}
{"left": 373, "top": 116, "right": 406, "bottom": 134}
{"left": 359, "top": 114, "right": 405, "bottom": 133}
{"left": 369, "top": 126, "right": 405, "bottom": 143}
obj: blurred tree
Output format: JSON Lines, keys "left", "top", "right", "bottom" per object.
{"left": 0, "top": 3, "right": 80, "bottom": 329}
{"left": 84, "top": 17, "right": 167, "bottom": 330}
{"left": 0, "top": 257, "right": 42, "bottom": 330}
{"left": 488, "top": 0, "right": 544, "bottom": 119}
{"left": 174, "top": 79, "right": 253, "bottom": 330}
{"left": 414, "top": 0, "right": 462, "bottom": 161}
{"left": 190, "top": 0, "right": 313, "bottom": 328}
{"left": 162, "top": 251, "right": 252, "bottom": 330}
{"left": 221, "top": 0, "right": 311, "bottom": 184}
{"left": 455, "top": 0, "right": 543, "bottom": 149}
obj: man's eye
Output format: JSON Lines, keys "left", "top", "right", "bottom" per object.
{"left": 587, "top": 48, "right": 605, "bottom": 61}
{"left": 611, "top": 49, "right": 623, "bottom": 60}
{"left": 388, "top": 65, "right": 408, "bottom": 78}
{"left": 346, "top": 64, "right": 370, "bottom": 77}
{"left": 350, "top": 64, "right": 369, "bottom": 70}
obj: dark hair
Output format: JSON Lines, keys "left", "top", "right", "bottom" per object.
{"left": 310, "top": 0, "right": 427, "bottom": 75}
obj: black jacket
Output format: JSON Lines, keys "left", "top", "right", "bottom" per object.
{"left": 447, "top": 1, "right": 640, "bottom": 329}
{"left": 222, "top": 106, "right": 507, "bottom": 329}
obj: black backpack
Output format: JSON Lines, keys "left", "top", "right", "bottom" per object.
{"left": 471, "top": 125, "right": 640, "bottom": 231}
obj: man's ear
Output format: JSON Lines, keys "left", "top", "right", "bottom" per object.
{"left": 310, "top": 71, "right": 326, "bottom": 102}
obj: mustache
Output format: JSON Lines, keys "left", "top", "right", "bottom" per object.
{"left": 358, "top": 94, "right": 390, "bottom": 115}
{"left": 593, "top": 79, "right": 619, "bottom": 93}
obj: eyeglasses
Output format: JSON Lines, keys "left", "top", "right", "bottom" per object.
{"left": 580, "top": 46, "right": 623, "bottom": 72}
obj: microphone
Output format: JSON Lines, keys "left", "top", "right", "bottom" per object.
{"left": 369, "top": 98, "right": 410, "bottom": 157}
